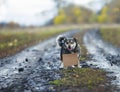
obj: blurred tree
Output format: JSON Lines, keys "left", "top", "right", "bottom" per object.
{"left": 53, "top": 4, "right": 93, "bottom": 24}
{"left": 64, "top": 4, "right": 93, "bottom": 23}
{"left": 89, "top": 13, "right": 98, "bottom": 23}
{"left": 106, "top": 0, "right": 120, "bottom": 23}
{"left": 63, "top": 5, "right": 82, "bottom": 23}
{"left": 97, "top": 6, "right": 108, "bottom": 23}
{"left": 53, "top": 9, "right": 66, "bottom": 24}
{"left": 72, "top": 7, "right": 83, "bottom": 23}
{"left": 73, "top": 7, "right": 81, "bottom": 17}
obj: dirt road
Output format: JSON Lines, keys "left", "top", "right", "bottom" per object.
{"left": 0, "top": 29, "right": 120, "bottom": 92}
{"left": 84, "top": 29, "right": 120, "bottom": 91}
{"left": 0, "top": 30, "right": 79, "bottom": 92}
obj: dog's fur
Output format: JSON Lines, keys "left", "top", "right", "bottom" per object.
{"left": 56, "top": 35, "right": 81, "bottom": 67}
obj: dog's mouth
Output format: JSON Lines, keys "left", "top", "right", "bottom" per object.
{"left": 68, "top": 46, "right": 72, "bottom": 50}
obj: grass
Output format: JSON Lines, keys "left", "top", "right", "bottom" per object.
{"left": 0, "top": 28, "right": 68, "bottom": 58}
{"left": 73, "top": 29, "right": 88, "bottom": 61}
{"left": 50, "top": 68, "right": 106, "bottom": 88}
{"left": 100, "top": 28, "right": 120, "bottom": 47}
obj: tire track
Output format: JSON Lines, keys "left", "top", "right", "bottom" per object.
{"left": 84, "top": 29, "right": 120, "bottom": 91}
{"left": 0, "top": 30, "right": 80, "bottom": 92}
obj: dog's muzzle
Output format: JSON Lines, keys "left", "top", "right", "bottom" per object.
{"left": 68, "top": 45, "right": 72, "bottom": 50}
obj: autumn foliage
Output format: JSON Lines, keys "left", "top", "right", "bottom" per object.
{"left": 53, "top": 0, "right": 120, "bottom": 25}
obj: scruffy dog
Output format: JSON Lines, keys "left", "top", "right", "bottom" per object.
{"left": 56, "top": 35, "right": 81, "bottom": 67}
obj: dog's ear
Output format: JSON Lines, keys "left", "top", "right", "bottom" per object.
{"left": 56, "top": 35, "right": 66, "bottom": 47}
{"left": 73, "top": 38, "right": 78, "bottom": 49}
{"left": 73, "top": 38, "right": 77, "bottom": 43}
{"left": 59, "top": 37, "right": 66, "bottom": 47}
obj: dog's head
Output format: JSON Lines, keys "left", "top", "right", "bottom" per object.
{"left": 64, "top": 38, "right": 77, "bottom": 51}
{"left": 57, "top": 35, "right": 78, "bottom": 51}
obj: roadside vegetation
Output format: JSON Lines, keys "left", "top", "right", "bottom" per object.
{"left": 100, "top": 28, "right": 120, "bottom": 47}
{"left": 0, "top": 28, "right": 68, "bottom": 58}
{"left": 50, "top": 68, "right": 109, "bottom": 92}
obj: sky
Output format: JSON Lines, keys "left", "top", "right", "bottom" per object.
{"left": 0, "top": 0, "right": 109, "bottom": 26}
{"left": 73, "top": 0, "right": 107, "bottom": 12}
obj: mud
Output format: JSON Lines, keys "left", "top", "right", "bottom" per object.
{"left": 0, "top": 30, "right": 79, "bottom": 92}
{"left": 84, "top": 29, "right": 120, "bottom": 91}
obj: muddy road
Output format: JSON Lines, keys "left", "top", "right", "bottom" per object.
{"left": 84, "top": 29, "right": 120, "bottom": 90}
{"left": 0, "top": 29, "right": 120, "bottom": 92}
{"left": 0, "top": 30, "right": 80, "bottom": 92}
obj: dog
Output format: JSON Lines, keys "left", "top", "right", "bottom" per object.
{"left": 56, "top": 35, "right": 81, "bottom": 67}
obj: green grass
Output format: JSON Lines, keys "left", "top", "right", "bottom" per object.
{"left": 100, "top": 28, "right": 120, "bottom": 47}
{"left": 49, "top": 68, "right": 106, "bottom": 88}
{"left": 0, "top": 28, "right": 68, "bottom": 58}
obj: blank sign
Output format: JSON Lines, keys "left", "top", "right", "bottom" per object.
{"left": 62, "top": 53, "right": 79, "bottom": 67}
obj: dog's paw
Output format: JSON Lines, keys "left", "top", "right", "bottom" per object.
{"left": 59, "top": 62, "right": 64, "bottom": 68}
{"left": 71, "top": 65, "right": 75, "bottom": 68}
{"left": 78, "top": 64, "right": 82, "bottom": 68}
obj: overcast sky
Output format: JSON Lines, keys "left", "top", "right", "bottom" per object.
{"left": 0, "top": 0, "right": 108, "bottom": 26}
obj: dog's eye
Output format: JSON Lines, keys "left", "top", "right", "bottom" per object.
{"left": 71, "top": 42, "right": 74, "bottom": 44}
{"left": 66, "top": 42, "right": 69, "bottom": 44}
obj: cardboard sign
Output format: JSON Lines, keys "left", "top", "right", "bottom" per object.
{"left": 62, "top": 53, "right": 79, "bottom": 67}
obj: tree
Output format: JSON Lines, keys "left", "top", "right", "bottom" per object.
{"left": 97, "top": 6, "right": 108, "bottom": 23}
{"left": 53, "top": 9, "right": 66, "bottom": 24}
{"left": 107, "top": 0, "right": 120, "bottom": 23}
{"left": 89, "top": 13, "right": 98, "bottom": 23}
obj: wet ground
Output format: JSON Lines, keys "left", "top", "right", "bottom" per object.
{"left": 84, "top": 29, "right": 120, "bottom": 91}
{"left": 0, "top": 30, "right": 80, "bottom": 92}
{"left": 0, "top": 29, "right": 120, "bottom": 92}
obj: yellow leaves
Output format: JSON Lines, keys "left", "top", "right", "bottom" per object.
{"left": 97, "top": 14, "right": 108, "bottom": 23}
{"left": 52, "top": 2, "right": 120, "bottom": 24}
{"left": 97, "top": 6, "right": 108, "bottom": 23}
{"left": 58, "top": 9, "right": 65, "bottom": 15}
{"left": 53, "top": 7, "right": 82, "bottom": 24}
{"left": 73, "top": 7, "right": 81, "bottom": 17}
{"left": 53, "top": 9, "right": 66, "bottom": 25}
{"left": 54, "top": 14, "right": 66, "bottom": 24}
{"left": 101, "top": 6, "right": 108, "bottom": 14}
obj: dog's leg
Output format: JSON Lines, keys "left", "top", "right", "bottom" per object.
{"left": 77, "top": 61, "right": 81, "bottom": 68}
{"left": 60, "top": 62, "right": 64, "bottom": 68}
{"left": 77, "top": 53, "right": 81, "bottom": 68}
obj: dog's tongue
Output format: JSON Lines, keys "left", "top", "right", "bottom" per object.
{"left": 68, "top": 46, "right": 72, "bottom": 50}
